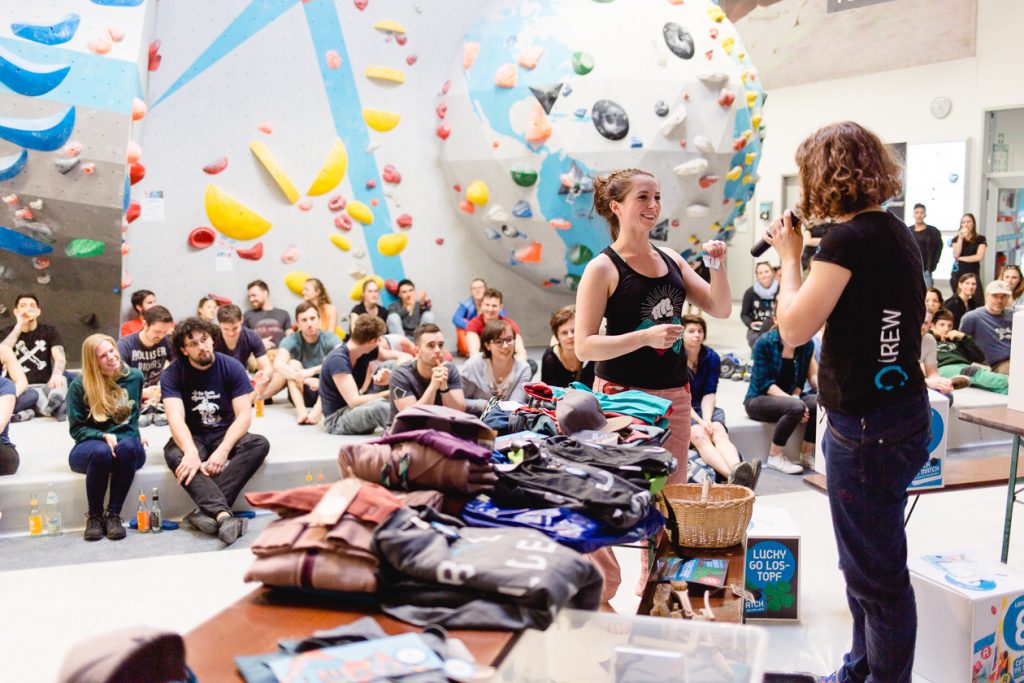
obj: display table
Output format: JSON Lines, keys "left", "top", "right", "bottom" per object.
{"left": 184, "top": 587, "right": 519, "bottom": 680}
{"left": 957, "top": 406, "right": 1024, "bottom": 562}
{"left": 636, "top": 540, "right": 746, "bottom": 623}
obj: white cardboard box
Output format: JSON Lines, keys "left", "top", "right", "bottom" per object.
{"left": 910, "top": 551, "right": 1024, "bottom": 683}
{"left": 1009, "top": 309, "right": 1024, "bottom": 414}
{"left": 814, "top": 388, "right": 947, "bottom": 491}
{"left": 744, "top": 506, "right": 801, "bottom": 622}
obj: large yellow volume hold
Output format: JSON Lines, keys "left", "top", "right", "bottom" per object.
{"left": 378, "top": 233, "right": 408, "bottom": 257}
{"left": 284, "top": 271, "right": 313, "bottom": 295}
{"left": 347, "top": 200, "right": 374, "bottom": 225}
{"left": 248, "top": 141, "right": 300, "bottom": 204}
{"left": 307, "top": 138, "right": 347, "bottom": 196}
{"left": 372, "top": 20, "right": 406, "bottom": 35}
{"left": 329, "top": 234, "right": 351, "bottom": 251}
{"left": 349, "top": 275, "right": 384, "bottom": 301}
{"left": 365, "top": 66, "right": 405, "bottom": 84}
{"left": 362, "top": 109, "right": 400, "bottom": 132}
{"left": 466, "top": 179, "right": 489, "bottom": 206}
{"left": 204, "top": 184, "right": 272, "bottom": 241}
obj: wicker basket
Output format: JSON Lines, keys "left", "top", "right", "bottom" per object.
{"left": 659, "top": 478, "right": 755, "bottom": 549}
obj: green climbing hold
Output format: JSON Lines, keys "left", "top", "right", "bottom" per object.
{"left": 510, "top": 164, "right": 538, "bottom": 187}
{"left": 568, "top": 244, "right": 593, "bottom": 265}
{"left": 572, "top": 51, "right": 594, "bottom": 76}
{"left": 64, "top": 238, "right": 105, "bottom": 258}
{"left": 565, "top": 274, "right": 581, "bottom": 291}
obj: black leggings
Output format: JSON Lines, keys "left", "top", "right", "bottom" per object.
{"left": 745, "top": 394, "right": 817, "bottom": 447}
{"left": 0, "top": 443, "right": 18, "bottom": 475}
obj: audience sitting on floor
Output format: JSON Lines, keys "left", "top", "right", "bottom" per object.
{"left": 197, "top": 296, "right": 218, "bottom": 323}
{"left": 924, "top": 287, "right": 944, "bottom": 320}
{"left": 161, "top": 317, "right": 269, "bottom": 545}
{"left": 274, "top": 302, "right": 342, "bottom": 425}
{"left": 319, "top": 315, "right": 405, "bottom": 435}
{"left": 117, "top": 305, "right": 174, "bottom": 427}
{"left": 68, "top": 334, "right": 146, "bottom": 541}
{"left": 215, "top": 304, "right": 272, "bottom": 402}
{"left": 943, "top": 272, "right": 979, "bottom": 329}
{"left": 960, "top": 280, "right": 1014, "bottom": 375}
{"left": 349, "top": 278, "right": 388, "bottom": 335}
{"left": 452, "top": 277, "right": 488, "bottom": 357}
{"left": 540, "top": 305, "right": 594, "bottom": 388}
{"left": 465, "top": 288, "right": 528, "bottom": 361}
{"left": 744, "top": 321, "right": 818, "bottom": 474}
{"left": 931, "top": 309, "right": 1010, "bottom": 394}
{"left": 462, "top": 320, "right": 533, "bottom": 415}
{"left": 244, "top": 279, "right": 292, "bottom": 350}
{"left": 302, "top": 277, "right": 339, "bottom": 336}
{"left": 1001, "top": 264, "right": 1024, "bottom": 309}
{"left": 740, "top": 261, "right": 777, "bottom": 350}
{"left": 919, "top": 312, "right": 959, "bottom": 399}
{"left": 0, "top": 346, "right": 25, "bottom": 475}
{"left": 387, "top": 279, "right": 434, "bottom": 340}
{"left": 119, "top": 289, "right": 156, "bottom": 338}
{"left": 681, "top": 315, "right": 758, "bottom": 489}
{"left": 1, "top": 345, "right": 30, "bottom": 428}
{"left": 2, "top": 293, "right": 71, "bottom": 421}
{"left": 389, "top": 323, "right": 466, "bottom": 418}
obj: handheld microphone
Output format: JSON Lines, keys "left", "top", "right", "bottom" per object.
{"left": 750, "top": 210, "right": 801, "bottom": 257}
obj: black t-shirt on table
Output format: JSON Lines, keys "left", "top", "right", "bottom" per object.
{"left": 953, "top": 235, "right": 986, "bottom": 276}
{"left": 2, "top": 323, "right": 62, "bottom": 385}
{"left": 812, "top": 210, "right": 925, "bottom": 415}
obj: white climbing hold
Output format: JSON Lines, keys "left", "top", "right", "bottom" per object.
{"left": 693, "top": 135, "right": 714, "bottom": 153}
{"left": 698, "top": 71, "right": 729, "bottom": 86}
{"left": 487, "top": 204, "right": 509, "bottom": 222}
{"left": 659, "top": 106, "right": 687, "bottom": 138}
{"left": 686, "top": 204, "right": 710, "bottom": 217}
{"left": 673, "top": 158, "right": 708, "bottom": 176}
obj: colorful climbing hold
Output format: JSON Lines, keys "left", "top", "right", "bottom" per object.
{"left": 349, "top": 275, "right": 384, "bottom": 301}
{"left": 572, "top": 51, "right": 595, "bottom": 75}
{"left": 365, "top": 65, "right": 405, "bottom": 83}
{"left": 281, "top": 245, "right": 301, "bottom": 264}
{"left": 512, "top": 200, "right": 533, "bottom": 218}
{"left": 236, "top": 242, "right": 263, "bottom": 260}
{"left": 131, "top": 97, "right": 147, "bottom": 121}
{"left": 406, "top": 55, "right": 417, "bottom": 66}
{"left": 463, "top": 42, "right": 480, "bottom": 70}
{"left": 88, "top": 36, "right": 112, "bottom": 55}
{"left": 81, "top": 162, "right": 96, "bottom": 174}
{"left": 306, "top": 138, "right": 348, "bottom": 196}
{"left": 285, "top": 271, "right": 313, "bottom": 294}
{"left": 707, "top": 6, "right": 726, "bottom": 22}
{"left": 378, "top": 233, "right": 408, "bottom": 257}
{"left": 0, "top": 225, "right": 52, "bottom": 257}
{"left": 494, "top": 64, "right": 517, "bottom": 88}
{"left": 436, "top": 123, "right": 451, "bottom": 140}
{"left": 249, "top": 141, "right": 299, "bottom": 204}
{"left": 11, "top": 13, "right": 80, "bottom": 46}
{"left": 663, "top": 23, "right": 695, "bottom": 60}
{"left": 459, "top": 199, "right": 475, "bottom": 214}
{"left": 328, "top": 195, "right": 347, "bottom": 212}
{"left": 2, "top": 194, "right": 17, "bottom": 204}
{"left": 510, "top": 164, "right": 538, "bottom": 187}
{"left": 334, "top": 214, "right": 352, "bottom": 231}
{"left": 257, "top": 120, "right": 273, "bottom": 134}
{"left": 330, "top": 234, "right": 351, "bottom": 251}
{"left": 569, "top": 244, "right": 593, "bottom": 265}
{"left": 32, "top": 256, "right": 50, "bottom": 269}
{"left": 325, "top": 50, "right": 341, "bottom": 69}
{"left": 372, "top": 19, "right": 405, "bottom": 34}
{"left": 718, "top": 90, "right": 736, "bottom": 108}
{"left": 346, "top": 200, "right": 374, "bottom": 225}
{"left": 0, "top": 106, "right": 75, "bottom": 151}
{"left": 297, "top": 199, "right": 313, "bottom": 212}
{"left": 549, "top": 219, "right": 571, "bottom": 230}
{"left": 725, "top": 165, "right": 743, "bottom": 181}
{"left": 129, "top": 162, "right": 145, "bottom": 185}
{"left": 396, "top": 214, "right": 413, "bottom": 228}
{"left": 203, "top": 156, "right": 228, "bottom": 174}
{"left": 518, "top": 46, "right": 544, "bottom": 70}
{"left": 65, "top": 238, "right": 105, "bottom": 258}
{"left": 698, "top": 174, "right": 719, "bottom": 189}
{"left": 436, "top": 102, "right": 448, "bottom": 119}
{"left": 204, "top": 184, "right": 272, "bottom": 241}
{"left": 125, "top": 140, "right": 141, "bottom": 163}
{"left": 365, "top": 180, "right": 376, "bottom": 190}
{"left": 188, "top": 226, "right": 216, "bottom": 249}
{"left": 0, "top": 150, "right": 27, "bottom": 182}
{"left": 14, "top": 208, "right": 32, "bottom": 221}
{"left": 107, "top": 26, "right": 124, "bottom": 42}
{"left": 381, "top": 165, "right": 401, "bottom": 185}
{"left": 125, "top": 202, "right": 140, "bottom": 223}
{"left": 362, "top": 109, "right": 400, "bottom": 132}
{"left": 0, "top": 46, "right": 71, "bottom": 97}
{"left": 466, "top": 180, "right": 489, "bottom": 206}
{"left": 514, "top": 242, "right": 543, "bottom": 263}
{"left": 526, "top": 104, "right": 552, "bottom": 144}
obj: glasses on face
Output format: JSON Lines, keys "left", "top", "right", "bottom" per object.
{"left": 490, "top": 337, "right": 516, "bottom": 347}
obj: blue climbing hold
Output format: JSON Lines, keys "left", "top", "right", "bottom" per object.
{"left": 512, "top": 200, "right": 533, "bottom": 218}
{"left": 574, "top": 108, "right": 587, "bottom": 119}
{"left": 0, "top": 149, "right": 27, "bottom": 182}
{"left": 0, "top": 46, "right": 70, "bottom": 97}
{"left": 89, "top": 0, "right": 144, "bottom": 6}
{"left": 11, "top": 13, "right": 80, "bottom": 45}
{"left": 0, "top": 106, "right": 75, "bottom": 151}
{"left": 0, "top": 225, "right": 53, "bottom": 257}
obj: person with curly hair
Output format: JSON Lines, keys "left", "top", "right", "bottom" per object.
{"left": 769, "top": 121, "right": 927, "bottom": 682}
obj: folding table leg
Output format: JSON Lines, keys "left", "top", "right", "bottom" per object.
{"left": 1002, "top": 435, "right": 1021, "bottom": 563}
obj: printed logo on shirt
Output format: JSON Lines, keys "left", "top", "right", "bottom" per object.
{"left": 875, "top": 309, "right": 908, "bottom": 392}
{"left": 637, "top": 285, "right": 685, "bottom": 356}
{"left": 190, "top": 390, "right": 222, "bottom": 426}
{"left": 995, "top": 326, "right": 1012, "bottom": 343}
{"left": 14, "top": 338, "right": 48, "bottom": 372}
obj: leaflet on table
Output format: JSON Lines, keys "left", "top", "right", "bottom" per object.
{"left": 267, "top": 632, "right": 443, "bottom": 683}
{"left": 655, "top": 557, "right": 729, "bottom": 588}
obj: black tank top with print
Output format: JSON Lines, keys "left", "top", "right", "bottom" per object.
{"left": 595, "top": 246, "right": 689, "bottom": 390}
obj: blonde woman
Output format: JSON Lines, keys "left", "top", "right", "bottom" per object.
{"left": 302, "top": 277, "right": 339, "bottom": 334}
{"left": 67, "top": 334, "right": 145, "bottom": 541}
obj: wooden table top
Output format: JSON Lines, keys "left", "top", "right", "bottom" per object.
{"left": 803, "top": 454, "right": 1024, "bottom": 495}
{"left": 184, "top": 587, "right": 518, "bottom": 681}
{"left": 958, "top": 406, "right": 1024, "bottom": 438}
{"left": 637, "top": 541, "right": 746, "bottom": 623}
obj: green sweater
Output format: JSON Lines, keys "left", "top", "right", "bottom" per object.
{"left": 67, "top": 367, "right": 144, "bottom": 443}
{"left": 934, "top": 333, "right": 986, "bottom": 368}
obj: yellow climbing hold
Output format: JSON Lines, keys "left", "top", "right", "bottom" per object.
{"left": 365, "top": 66, "right": 405, "bottom": 83}
{"left": 349, "top": 275, "right": 384, "bottom": 301}
{"left": 466, "top": 179, "right": 490, "bottom": 206}
{"left": 204, "top": 184, "right": 272, "bottom": 241}
{"left": 721, "top": 37, "right": 735, "bottom": 55}
{"left": 330, "top": 234, "right": 351, "bottom": 252}
{"left": 347, "top": 200, "right": 374, "bottom": 225}
{"left": 745, "top": 152, "right": 757, "bottom": 165}
{"left": 751, "top": 114, "right": 763, "bottom": 129}
{"left": 377, "top": 233, "right": 408, "bottom": 257}
{"left": 372, "top": 19, "right": 406, "bottom": 34}
{"left": 307, "top": 138, "right": 348, "bottom": 196}
{"left": 249, "top": 141, "right": 300, "bottom": 204}
{"left": 285, "top": 271, "right": 313, "bottom": 296}
{"left": 725, "top": 166, "right": 743, "bottom": 181}
{"left": 362, "top": 109, "right": 400, "bottom": 132}
{"left": 707, "top": 6, "right": 726, "bottom": 22}
{"left": 746, "top": 91, "right": 758, "bottom": 107}
{"left": 742, "top": 174, "right": 754, "bottom": 185}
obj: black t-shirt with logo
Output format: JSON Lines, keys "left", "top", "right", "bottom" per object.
{"left": 243, "top": 308, "right": 291, "bottom": 345}
{"left": 2, "top": 323, "right": 63, "bottom": 385}
{"left": 813, "top": 210, "right": 925, "bottom": 415}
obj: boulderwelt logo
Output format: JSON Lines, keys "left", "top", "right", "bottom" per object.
{"left": 874, "top": 309, "right": 909, "bottom": 392}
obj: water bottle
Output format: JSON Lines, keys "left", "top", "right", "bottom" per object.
{"left": 136, "top": 489, "right": 150, "bottom": 533}
{"left": 28, "top": 495, "right": 41, "bottom": 537}
{"left": 44, "top": 484, "right": 62, "bottom": 536}
{"left": 305, "top": 468, "right": 314, "bottom": 486}
{"left": 150, "top": 487, "right": 163, "bottom": 533}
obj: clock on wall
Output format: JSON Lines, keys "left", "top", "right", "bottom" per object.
{"left": 930, "top": 96, "right": 952, "bottom": 119}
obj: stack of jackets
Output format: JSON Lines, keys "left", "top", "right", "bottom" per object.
{"left": 539, "top": 435, "right": 676, "bottom": 485}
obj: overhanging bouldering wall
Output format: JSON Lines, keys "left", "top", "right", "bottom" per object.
{"left": 0, "top": 0, "right": 156, "bottom": 362}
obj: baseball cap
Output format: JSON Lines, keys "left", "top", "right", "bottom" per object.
{"left": 556, "top": 390, "right": 634, "bottom": 435}
{"left": 986, "top": 280, "right": 1013, "bottom": 296}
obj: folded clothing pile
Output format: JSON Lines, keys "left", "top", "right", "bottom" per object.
{"left": 374, "top": 506, "right": 604, "bottom": 630}
{"left": 243, "top": 479, "right": 442, "bottom": 594}
{"left": 539, "top": 435, "right": 676, "bottom": 484}
{"left": 338, "top": 428, "right": 492, "bottom": 494}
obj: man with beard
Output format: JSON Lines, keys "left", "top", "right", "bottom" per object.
{"left": 161, "top": 317, "right": 269, "bottom": 545}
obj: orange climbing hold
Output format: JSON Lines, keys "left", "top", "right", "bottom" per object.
{"left": 463, "top": 42, "right": 480, "bottom": 70}
{"left": 495, "top": 64, "right": 517, "bottom": 88}
{"left": 525, "top": 104, "right": 552, "bottom": 144}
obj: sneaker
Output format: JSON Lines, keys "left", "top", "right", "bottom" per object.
{"left": 727, "top": 461, "right": 757, "bottom": 489}
{"left": 951, "top": 375, "right": 971, "bottom": 389}
{"left": 767, "top": 454, "right": 804, "bottom": 475}
{"left": 151, "top": 412, "right": 168, "bottom": 427}
{"left": 10, "top": 409, "right": 33, "bottom": 423}
{"left": 83, "top": 513, "right": 105, "bottom": 541}
{"left": 183, "top": 508, "right": 220, "bottom": 535}
{"left": 137, "top": 411, "right": 153, "bottom": 428}
{"left": 104, "top": 512, "right": 126, "bottom": 540}
{"left": 217, "top": 516, "right": 248, "bottom": 545}
{"left": 42, "top": 392, "right": 64, "bottom": 417}
{"left": 53, "top": 402, "right": 68, "bottom": 422}
{"left": 749, "top": 458, "right": 762, "bottom": 490}
{"left": 800, "top": 451, "right": 815, "bottom": 470}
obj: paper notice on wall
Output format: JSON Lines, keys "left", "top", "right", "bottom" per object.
{"left": 140, "top": 190, "right": 165, "bottom": 222}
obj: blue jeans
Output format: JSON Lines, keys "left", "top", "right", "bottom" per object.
{"left": 69, "top": 436, "right": 147, "bottom": 515}
{"left": 823, "top": 390, "right": 930, "bottom": 683}
{"left": 922, "top": 269, "right": 933, "bottom": 289}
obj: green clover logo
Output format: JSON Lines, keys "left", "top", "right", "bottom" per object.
{"left": 764, "top": 581, "right": 794, "bottom": 612}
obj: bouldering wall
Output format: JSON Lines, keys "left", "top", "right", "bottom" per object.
{"left": 131, "top": 0, "right": 762, "bottom": 342}
{"left": 0, "top": 0, "right": 156, "bottom": 362}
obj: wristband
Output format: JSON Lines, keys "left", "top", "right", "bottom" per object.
{"left": 439, "top": 387, "right": 450, "bottom": 394}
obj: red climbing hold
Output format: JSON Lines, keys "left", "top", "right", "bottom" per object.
{"left": 236, "top": 242, "right": 264, "bottom": 260}
{"left": 203, "top": 157, "right": 228, "bottom": 174}
{"left": 436, "top": 123, "right": 451, "bottom": 140}
{"left": 459, "top": 199, "right": 475, "bottom": 214}
{"left": 354, "top": 0, "right": 367, "bottom": 9}
{"left": 382, "top": 165, "right": 401, "bottom": 184}
{"left": 365, "top": 179, "right": 377, "bottom": 190}
{"left": 129, "top": 162, "right": 145, "bottom": 185}
{"left": 435, "top": 238, "right": 444, "bottom": 245}
{"left": 188, "top": 226, "right": 216, "bottom": 249}
{"left": 328, "top": 195, "right": 347, "bottom": 212}
{"left": 334, "top": 214, "right": 352, "bottom": 231}
{"left": 395, "top": 34, "right": 408, "bottom": 46}
{"left": 384, "top": 278, "right": 399, "bottom": 295}
{"left": 406, "top": 55, "right": 417, "bottom": 66}
{"left": 436, "top": 102, "right": 448, "bottom": 119}
{"left": 396, "top": 214, "right": 412, "bottom": 228}
{"left": 148, "top": 53, "right": 161, "bottom": 71}
{"left": 126, "top": 202, "right": 141, "bottom": 223}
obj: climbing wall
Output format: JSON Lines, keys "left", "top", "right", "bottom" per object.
{"left": 0, "top": 0, "right": 155, "bottom": 361}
